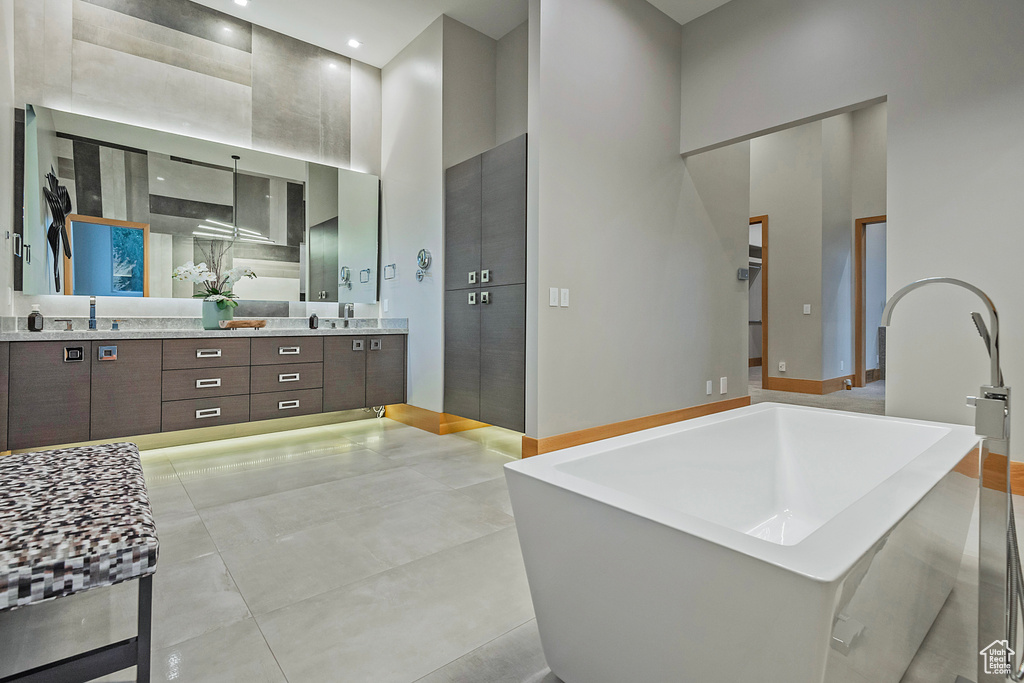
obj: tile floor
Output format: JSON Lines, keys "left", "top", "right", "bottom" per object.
{"left": 0, "top": 414, "right": 998, "bottom": 682}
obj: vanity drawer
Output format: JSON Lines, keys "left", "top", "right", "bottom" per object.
{"left": 249, "top": 388, "right": 323, "bottom": 421}
{"left": 163, "top": 338, "right": 250, "bottom": 370}
{"left": 250, "top": 362, "right": 323, "bottom": 394}
{"left": 161, "top": 395, "right": 250, "bottom": 432}
{"left": 162, "top": 366, "right": 251, "bottom": 401}
{"left": 250, "top": 337, "right": 323, "bottom": 365}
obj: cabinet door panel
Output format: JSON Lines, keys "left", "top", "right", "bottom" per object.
{"left": 251, "top": 337, "right": 324, "bottom": 365}
{"left": 366, "top": 335, "right": 406, "bottom": 407}
{"left": 250, "top": 388, "right": 323, "bottom": 421}
{"left": 163, "top": 338, "right": 250, "bottom": 370}
{"left": 161, "top": 395, "right": 249, "bottom": 432}
{"left": 444, "top": 156, "right": 482, "bottom": 291}
{"left": 481, "top": 135, "right": 526, "bottom": 287}
{"left": 323, "top": 337, "right": 367, "bottom": 411}
{"left": 9, "top": 341, "right": 92, "bottom": 449}
{"left": 92, "top": 340, "right": 163, "bottom": 440}
{"left": 480, "top": 284, "right": 526, "bottom": 432}
{"left": 162, "top": 366, "right": 251, "bottom": 401}
{"left": 250, "top": 363, "right": 323, "bottom": 394}
{"left": 444, "top": 289, "right": 481, "bottom": 421}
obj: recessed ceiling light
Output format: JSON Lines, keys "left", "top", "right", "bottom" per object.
{"left": 223, "top": 26, "right": 233, "bottom": 32}
{"left": 328, "top": 62, "right": 338, "bottom": 69}
{"left": 348, "top": 39, "right": 361, "bottom": 48}
{"left": 234, "top": 0, "right": 248, "bottom": 5}
{"left": 156, "top": 176, "right": 164, "bottom": 181}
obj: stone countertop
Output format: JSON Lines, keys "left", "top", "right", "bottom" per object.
{"left": 0, "top": 317, "right": 408, "bottom": 342}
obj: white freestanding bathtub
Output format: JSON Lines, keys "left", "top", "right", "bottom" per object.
{"left": 505, "top": 403, "right": 979, "bottom": 683}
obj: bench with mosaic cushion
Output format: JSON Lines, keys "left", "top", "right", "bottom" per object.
{"left": 0, "top": 443, "right": 158, "bottom": 683}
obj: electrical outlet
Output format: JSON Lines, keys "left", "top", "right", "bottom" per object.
{"left": 840, "top": 360, "right": 845, "bottom": 371}
{"left": 779, "top": 361, "right": 786, "bottom": 372}
{"left": 706, "top": 380, "right": 713, "bottom": 395}
{"left": 560, "top": 288, "right": 569, "bottom": 308}
{"left": 549, "top": 288, "right": 559, "bottom": 307}
{"left": 720, "top": 377, "right": 727, "bottom": 395}
{"left": 382, "top": 299, "right": 389, "bottom": 313}
{"left": 803, "top": 304, "right": 811, "bottom": 315}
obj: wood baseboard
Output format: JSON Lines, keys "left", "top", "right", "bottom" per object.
{"left": 522, "top": 396, "right": 751, "bottom": 458}
{"left": 384, "top": 404, "right": 489, "bottom": 435}
{"left": 953, "top": 448, "right": 1024, "bottom": 495}
{"left": 764, "top": 374, "right": 853, "bottom": 395}
{"left": 748, "top": 357, "right": 762, "bottom": 367}
{"left": 866, "top": 368, "right": 881, "bottom": 383}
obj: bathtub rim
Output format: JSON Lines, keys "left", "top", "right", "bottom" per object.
{"left": 505, "top": 402, "right": 979, "bottom": 583}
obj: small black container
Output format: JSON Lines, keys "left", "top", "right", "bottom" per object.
{"left": 28, "top": 304, "right": 44, "bottom": 332}
{"left": 309, "top": 313, "right": 319, "bottom": 329}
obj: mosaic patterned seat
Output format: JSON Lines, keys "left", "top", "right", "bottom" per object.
{"left": 0, "top": 442, "right": 159, "bottom": 611}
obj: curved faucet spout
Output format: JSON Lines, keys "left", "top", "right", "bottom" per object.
{"left": 881, "top": 276, "right": 1002, "bottom": 388}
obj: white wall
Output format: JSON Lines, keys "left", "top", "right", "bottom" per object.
{"left": 0, "top": 0, "right": 14, "bottom": 316}
{"left": 530, "top": 0, "right": 749, "bottom": 438}
{"left": 680, "top": 0, "right": 1024, "bottom": 454}
{"left": 851, "top": 101, "right": 887, "bottom": 221}
{"left": 496, "top": 21, "right": 528, "bottom": 145}
{"left": 441, "top": 16, "right": 496, "bottom": 168}
{"left": 350, "top": 61, "right": 382, "bottom": 177}
{"left": 820, "top": 113, "right": 853, "bottom": 380}
{"left": 750, "top": 123, "right": 824, "bottom": 381}
{"left": 380, "top": 17, "right": 445, "bottom": 412}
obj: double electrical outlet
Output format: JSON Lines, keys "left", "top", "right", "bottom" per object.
{"left": 706, "top": 377, "right": 728, "bottom": 396}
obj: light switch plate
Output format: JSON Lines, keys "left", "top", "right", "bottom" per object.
{"left": 779, "top": 361, "right": 786, "bottom": 372}
{"left": 706, "top": 380, "right": 713, "bottom": 395}
{"left": 720, "top": 377, "right": 727, "bottom": 395}
{"left": 383, "top": 299, "right": 389, "bottom": 313}
{"left": 549, "top": 288, "right": 559, "bottom": 307}
{"left": 803, "top": 304, "right": 811, "bottom": 315}
{"left": 560, "top": 288, "right": 569, "bottom": 308}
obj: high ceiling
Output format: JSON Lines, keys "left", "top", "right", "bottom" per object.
{"left": 190, "top": 0, "right": 731, "bottom": 69}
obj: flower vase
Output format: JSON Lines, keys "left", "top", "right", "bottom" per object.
{"left": 202, "top": 300, "right": 233, "bottom": 330}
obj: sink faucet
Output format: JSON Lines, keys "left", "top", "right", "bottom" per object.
{"left": 89, "top": 296, "right": 97, "bottom": 330}
{"left": 342, "top": 303, "right": 354, "bottom": 327}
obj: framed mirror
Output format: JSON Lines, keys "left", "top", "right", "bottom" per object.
{"left": 20, "top": 104, "right": 380, "bottom": 308}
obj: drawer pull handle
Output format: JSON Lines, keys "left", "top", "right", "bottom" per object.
{"left": 279, "top": 346, "right": 301, "bottom": 355}
{"left": 278, "top": 400, "right": 300, "bottom": 410}
{"left": 196, "top": 408, "right": 221, "bottom": 419}
{"left": 197, "top": 349, "right": 222, "bottom": 358}
{"left": 196, "top": 378, "right": 222, "bottom": 389}
{"left": 370, "top": 339, "right": 382, "bottom": 351}
{"left": 279, "top": 373, "right": 300, "bottom": 383}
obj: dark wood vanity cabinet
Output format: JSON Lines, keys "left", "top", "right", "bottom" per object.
{"left": 91, "top": 340, "right": 163, "bottom": 441}
{"left": 8, "top": 341, "right": 94, "bottom": 450}
{"left": 4, "top": 333, "right": 405, "bottom": 450}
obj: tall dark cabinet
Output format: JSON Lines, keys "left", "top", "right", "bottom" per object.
{"left": 444, "top": 134, "right": 527, "bottom": 432}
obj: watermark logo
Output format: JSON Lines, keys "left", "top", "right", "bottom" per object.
{"left": 981, "top": 639, "right": 1015, "bottom": 675}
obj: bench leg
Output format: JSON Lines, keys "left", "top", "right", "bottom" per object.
{"left": 136, "top": 575, "right": 153, "bottom": 683}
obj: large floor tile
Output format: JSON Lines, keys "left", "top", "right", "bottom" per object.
{"left": 330, "top": 489, "right": 515, "bottom": 569}
{"left": 221, "top": 520, "right": 391, "bottom": 615}
{"left": 458, "top": 477, "right": 515, "bottom": 516}
{"left": 414, "top": 620, "right": 559, "bottom": 683}
{"left": 151, "top": 553, "right": 251, "bottom": 649}
{"left": 257, "top": 527, "right": 534, "bottom": 683}
{"left": 181, "top": 447, "right": 397, "bottom": 509}
{"left": 368, "top": 433, "right": 485, "bottom": 462}
{"left": 154, "top": 511, "right": 219, "bottom": 567}
{"left": 350, "top": 423, "right": 452, "bottom": 456}
{"left": 199, "top": 467, "right": 450, "bottom": 550}
{"left": 146, "top": 479, "right": 198, "bottom": 523}
{"left": 405, "top": 448, "right": 518, "bottom": 489}
{"left": 452, "top": 426, "right": 524, "bottom": 459}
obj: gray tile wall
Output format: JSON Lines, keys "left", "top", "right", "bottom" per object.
{"left": 13, "top": 0, "right": 380, "bottom": 171}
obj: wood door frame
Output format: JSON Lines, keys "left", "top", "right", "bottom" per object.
{"left": 64, "top": 214, "right": 150, "bottom": 297}
{"left": 853, "top": 214, "right": 887, "bottom": 388}
{"left": 750, "top": 216, "right": 772, "bottom": 390}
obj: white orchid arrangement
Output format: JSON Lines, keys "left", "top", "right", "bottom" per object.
{"left": 172, "top": 239, "right": 256, "bottom": 309}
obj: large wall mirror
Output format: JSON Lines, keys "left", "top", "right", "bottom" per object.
{"left": 20, "top": 105, "right": 380, "bottom": 307}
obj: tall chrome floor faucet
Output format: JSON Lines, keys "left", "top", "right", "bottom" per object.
{"left": 882, "top": 277, "right": 1016, "bottom": 683}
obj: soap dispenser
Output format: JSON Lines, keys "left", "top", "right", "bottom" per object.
{"left": 309, "top": 313, "right": 319, "bottom": 329}
{"left": 28, "top": 304, "right": 44, "bottom": 332}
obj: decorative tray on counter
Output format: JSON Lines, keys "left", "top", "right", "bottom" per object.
{"left": 219, "top": 319, "right": 268, "bottom": 329}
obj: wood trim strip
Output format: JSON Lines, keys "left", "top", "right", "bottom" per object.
{"left": 522, "top": 396, "right": 751, "bottom": 458}
{"left": 768, "top": 374, "right": 854, "bottom": 395}
{"left": 748, "top": 357, "right": 762, "bottom": 367}
{"left": 865, "top": 368, "right": 881, "bottom": 383}
{"left": 853, "top": 215, "right": 886, "bottom": 388}
{"left": 384, "top": 404, "right": 489, "bottom": 435}
{"left": 952, "top": 448, "right": 1024, "bottom": 495}
{"left": 64, "top": 214, "right": 151, "bottom": 297}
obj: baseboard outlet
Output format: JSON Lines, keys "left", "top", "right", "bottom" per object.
{"left": 385, "top": 404, "right": 490, "bottom": 435}
{"left": 764, "top": 374, "right": 854, "bottom": 395}
{"left": 522, "top": 396, "right": 751, "bottom": 458}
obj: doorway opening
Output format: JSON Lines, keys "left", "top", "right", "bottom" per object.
{"left": 854, "top": 215, "right": 887, "bottom": 388}
{"left": 748, "top": 216, "right": 770, "bottom": 390}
